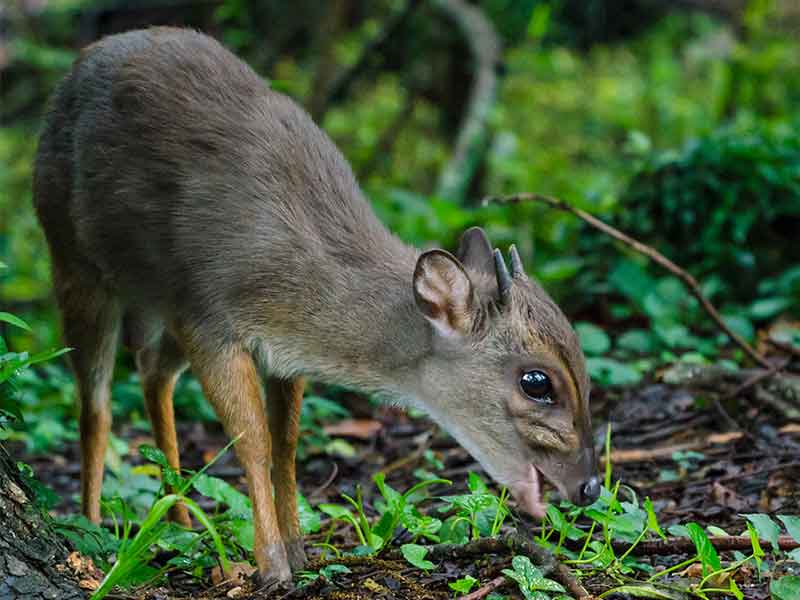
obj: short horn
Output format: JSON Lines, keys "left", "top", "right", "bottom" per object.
{"left": 494, "top": 248, "right": 512, "bottom": 304}
{"left": 509, "top": 244, "right": 527, "bottom": 279}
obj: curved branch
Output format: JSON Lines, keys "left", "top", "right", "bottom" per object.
{"left": 484, "top": 193, "right": 771, "bottom": 369}
{"left": 433, "top": 0, "right": 502, "bottom": 203}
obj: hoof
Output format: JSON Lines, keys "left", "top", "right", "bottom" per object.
{"left": 250, "top": 567, "right": 293, "bottom": 592}
{"left": 252, "top": 542, "right": 292, "bottom": 589}
{"left": 285, "top": 538, "right": 307, "bottom": 571}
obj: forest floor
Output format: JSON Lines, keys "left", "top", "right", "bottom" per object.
{"left": 16, "top": 377, "right": 800, "bottom": 600}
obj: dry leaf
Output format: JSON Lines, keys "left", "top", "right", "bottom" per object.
{"left": 212, "top": 561, "right": 256, "bottom": 585}
{"left": 79, "top": 578, "right": 100, "bottom": 591}
{"left": 711, "top": 481, "right": 744, "bottom": 510}
{"left": 324, "top": 418, "right": 383, "bottom": 439}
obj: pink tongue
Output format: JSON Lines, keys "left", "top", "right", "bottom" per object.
{"left": 511, "top": 465, "right": 547, "bottom": 519}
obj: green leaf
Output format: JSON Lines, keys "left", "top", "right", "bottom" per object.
{"left": 644, "top": 498, "right": 665, "bottom": 539}
{"left": 771, "top": 576, "right": 800, "bottom": 600}
{"left": 400, "top": 544, "right": 434, "bottom": 570}
{"left": 749, "top": 297, "right": 791, "bottom": 320}
{"left": 743, "top": 513, "right": 781, "bottom": 551}
{"left": 467, "top": 471, "right": 490, "bottom": 494}
{"left": 138, "top": 444, "right": 169, "bottom": 468}
{"left": 575, "top": 322, "right": 611, "bottom": 355}
{"left": 320, "top": 564, "right": 351, "bottom": 579}
{"left": 319, "top": 503, "right": 354, "bottom": 520}
{"left": 0, "top": 312, "right": 31, "bottom": 331}
{"left": 586, "top": 357, "right": 642, "bottom": 386}
{"left": 686, "top": 522, "right": 721, "bottom": 575}
{"left": 617, "top": 329, "right": 658, "bottom": 354}
{"left": 746, "top": 522, "right": 765, "bottom": 572}
{"left": 600, "top": 584, "right": 684, "bottom": 599}
{"left": 609, "top": 260, "right": 654, "bottom": 308}
{"left": 728, "top": 578, "right": 743, "bottom": 600}
{"left": 449, "top": 575, "right": 478, "bottom": 594}
{"left": 778, "top": 515, "right": 800, "bottom": 544}
{"left": 706, "top": 525, "right": 730, "bottom": 537}
{"left": 501, "top": 555, "right": 563, "bottom": 597}
{"left": 298, "top": 492, "right": 320, "bottom": 534}
{"left": 528, "top": 575, "right": 565, "bottom": 593}
{"left": 192, "top": 474, "right": 251, "bottom": 516}
{"left": 228, "top": 518, "right": 254, "bottom": 551}
{"left": 721, "top": 314, "right": 755, "bottom": 343}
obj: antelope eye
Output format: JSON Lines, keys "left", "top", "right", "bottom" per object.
{"left": 520, "top": 370, "right": 553, "bottom": 404}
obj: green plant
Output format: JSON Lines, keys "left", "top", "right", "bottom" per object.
{"left": 439, "top": 472, "right": 511, "bottom": 543}
{"left": 449, "top": 574, "right": 478, "bottom": 595}
{"left": 297, "top": 563, "right": 351, "bottom": 586}
{"left": 89, "top": 440, "right": 248, "bottom": 598}
{"left": 0, "top": 269, "right": 70, "bottom": 428}
{"left": 617, "top": 122, "right": 800, "bottom": 304}
{"left": 319, "top": 473, "right": 450, "bottom": 556}
{"left": 541, "top": 425, "right": 800, "bottom": 598}
{"left": 400, "top": 543, "right": 435, "bottom": 571}
{"left": 501, "top": 555, "right": 568, "bottom": 600}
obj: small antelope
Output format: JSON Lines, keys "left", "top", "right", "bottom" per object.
{"left": 34, "top": 28, "right": 599, "bottom": 582}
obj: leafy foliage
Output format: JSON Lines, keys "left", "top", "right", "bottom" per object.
{"left": 617, "top": 123, "right": 800, "bottom": 301}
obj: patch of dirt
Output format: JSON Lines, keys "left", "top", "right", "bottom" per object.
{"left": 14, "top": 378, "right": 800, "bottom": 599}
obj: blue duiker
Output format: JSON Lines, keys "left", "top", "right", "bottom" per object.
{"left": 33, "top": 27, "right": 599, "bottom": 583}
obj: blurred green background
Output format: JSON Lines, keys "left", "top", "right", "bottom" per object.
{"left": 1, "top": 0, "right": 799, "bottom": 451}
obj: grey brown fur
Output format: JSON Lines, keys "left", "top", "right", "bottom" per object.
{"left": 34, "top": 28, "right": 597, "bottom": 582}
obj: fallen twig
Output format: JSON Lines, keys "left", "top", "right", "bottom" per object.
{"left": 483, "top": 193, "right": 771, "bottom": 369}
{"left": 612, "top": 534, "right": 800, "bottom": 556}
{"left": 384, "top": 533, "right": 588, "bottom": 597}
{"left": 456, "top": 575, "right": 506, "bottom": 600}
{"left": 727, "top": 358, "right": 792, "bottom": 399}
{"left": 651, "top": 460, "right": 800, "bottom": 493}
{"left": 603, "top": 425, "right": 798, "bottom": 464}
{"left": 308, "top": 462, "right": 339, "bottom": 500}
{"left": 769, "top": 338, "right": 800, "bottom": 359}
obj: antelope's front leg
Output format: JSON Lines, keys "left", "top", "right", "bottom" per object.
{"left": 190, "top": 345, "right": 290, "bottom": 582}
{"left": 267, "top": 376, "right": 306, "bottom": 570}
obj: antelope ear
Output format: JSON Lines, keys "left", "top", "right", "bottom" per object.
{"left": 413, "top": 250, "right": 474, "bottom": 337}
{"left": 457, "top": 227, "right": 494, "bottom": 275}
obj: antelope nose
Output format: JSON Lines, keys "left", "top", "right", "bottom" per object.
{"left": 578, "top": 476, "right": 601, "bottom": 505}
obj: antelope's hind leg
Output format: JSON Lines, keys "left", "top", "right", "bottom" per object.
{"left": 136, "top": 331, "right": 191, "bottom": 526}
{"left": 56, "top": 272, "right": 121, "bottom": 524}
{"left": 267, "top": 376, "right": 306, "bottom": 570}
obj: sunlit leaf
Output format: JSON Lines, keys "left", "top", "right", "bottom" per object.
{"left": 778, "top": 515, "right": 800, "bottom": 544}
{"left": 743, "top": 513, "right": 781, "bottom": 551}
{"left": 400, "top": 544, "right": 434, "bottom": 570}
{"left": 686, "top": 522, "right": 721, "bottom": 575}
{"left": 771, "top": 575, "right": 800, "bottom": 600}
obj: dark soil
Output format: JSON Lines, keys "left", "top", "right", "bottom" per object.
{"left": 15, "top": 377, "right": 800, "bottom": 599}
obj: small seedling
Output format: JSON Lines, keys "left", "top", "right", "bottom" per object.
{"left": 449, "top": 574, "right": 478, "bottom": 594}
{"left": 501, "top": 555, "right": 567, "bottom": 600}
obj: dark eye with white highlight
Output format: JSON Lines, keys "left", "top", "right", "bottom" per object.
{"left": 520, "top": 370, "right": 554, "bottom": 404}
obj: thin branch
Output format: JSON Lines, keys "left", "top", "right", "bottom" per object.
{"left": 433, "top": 0, "right": 502, "bottom": 203}
{"left": 484, "top": 193, "right": 772, "bottom": 369}
{"left": 613, "top": 534, "right": 799, "bottom": 556}
{"left": 383, "top": 533, "right": 588, "bottom": 598}
{"left": 727, "top": 358, "right": 791, "bottom": 399}
{"left": 456, "top": 575, "right": 506, "bottom": 600}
